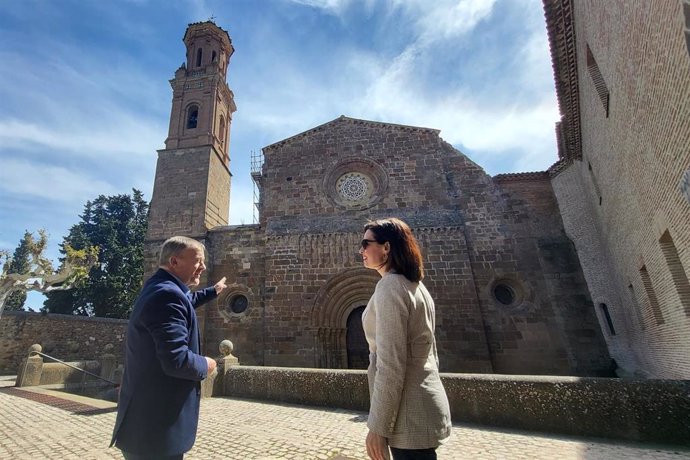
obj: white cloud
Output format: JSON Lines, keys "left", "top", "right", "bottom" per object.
{"left": 272, "top": 0, "right": 556, "bottom": 174}
{"left": 0, "top": 159, "right": 118, "bottom": 204}
{"left": 409, "top": 0, "right": 497, "bottom": 45}
{"left": 0, "top": 118, "right": 163, "bottom": 160}
{"left": 0, "top": 43, "right": 168, "bottom": 167}
{"left": 285, "top": 0, "right": 356, "bottom": 16}
{"left": 284, "top": 0, "right": 496, "bottom": 41}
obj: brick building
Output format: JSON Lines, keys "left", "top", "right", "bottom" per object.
{"left": 544, "top": 0, "right": 690, "bottom": 379}
{"left": 143, "top": 20, "right": 614, "bottom": 376}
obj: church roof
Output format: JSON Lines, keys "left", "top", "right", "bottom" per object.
{"left": 493, "top": 171, "right": 551, "bottom": 183}
{"left": 263, "top": 115, "right": 440, "bottom": 152}
{"left": 542, "top": 0, "right": 582, "bottom": 169}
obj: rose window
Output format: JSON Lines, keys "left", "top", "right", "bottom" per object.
{"left": 323, "top": 159, "right": 387, "bottom": 210}
{"left": 337, "top": 173, "right": 370, "bottom": 201}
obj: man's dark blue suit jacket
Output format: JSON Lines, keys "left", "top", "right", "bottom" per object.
{"left": 111, "top": 268, "right": 217, "bottom": 456}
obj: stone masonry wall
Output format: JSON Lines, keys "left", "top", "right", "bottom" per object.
{"left": 254, "top": 228, "right": 493, "bottom": 372}
{"left": 202, "top": 225, "right": 266, "bottom": 363}
{"left": 415, "top": 227, "right": 493, "bottom": 372}
{"left": 147, "top": 146, "right": 221, "bottom": 241}
{"left": 0, "top": 311, "right": 127, "bottom": 375}
{"left": 256, "top": 119, "right": 497, "bottom": 371}
{"left": 552, "top": 164, "right": 641, "bottom": 375}
{"left": 552, "top": 1, "right": 690, "bottom": 378}
{"left": 243, "top": 117, "right": 609, "bottom": 374}
{"left": 262, "top": 233, "right": 352, "bottom": 368}
{"left": 491, "top": 174, "right": 611, "bottom": 375}
{"left": 261, "top": 119, "right": 457, "bottom": 224}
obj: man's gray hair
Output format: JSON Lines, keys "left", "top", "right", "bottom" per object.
{"left": 158, "top": 236, "right": 205, "bottom": 266}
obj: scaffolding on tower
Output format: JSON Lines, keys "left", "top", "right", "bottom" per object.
{"left": 250, "top": 149, "right": 264, "bottom": 225}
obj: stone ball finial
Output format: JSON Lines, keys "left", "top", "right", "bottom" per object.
{"left": 219, "top": 339, "right": 234, "bottom": 356}
{"left": 29, "top": 344, "right": 42, "bottom": 354}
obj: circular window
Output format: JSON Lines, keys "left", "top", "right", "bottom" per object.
{"left": 490, "top": 277, "right": 526, "bottom": 308}
{"left": 323, "top": 158, "right": 388, "bottom": 210}
{"left": 227, "top": 294, "right": 248, "bottom": 314}
{"left": 494, "top": 284, "right": 515, "bottom": 305}
{"left": 336, "top": 172, "right": 373, "bottom": 203}
{"left": 218, "top": 284, "right": 252, "bottom": 321}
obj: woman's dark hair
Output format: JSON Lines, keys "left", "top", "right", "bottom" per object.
{"left": 364, "top": 217, "right": 424, "bottom": 282}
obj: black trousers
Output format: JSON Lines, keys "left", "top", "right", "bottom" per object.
{"left": 390, "top": 447, "right": 437, "bottom": 460}
{"left": 121, "top": 452, "right": 183, "bottom": 460}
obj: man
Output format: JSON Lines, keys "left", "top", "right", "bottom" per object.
{"left": 111, "top": 236, "right": 227, "bottom": 459}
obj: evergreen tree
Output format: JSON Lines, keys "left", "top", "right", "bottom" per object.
{"left": 3, "top": 231, "right": 33, "bottom": 311}
{"left": 43, "top": 189, "right": 149, "bottom": 318}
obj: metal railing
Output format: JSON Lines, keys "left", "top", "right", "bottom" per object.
{"left": 26, "top": 350, "right": 119, "bottom": 387}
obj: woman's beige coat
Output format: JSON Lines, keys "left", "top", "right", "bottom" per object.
{"left": 362, "top": 272, "right": 452, "bottom": 450}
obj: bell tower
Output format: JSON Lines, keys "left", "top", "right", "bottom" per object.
{"left": 147, "top": 21, "right": 236, "bottom": 244}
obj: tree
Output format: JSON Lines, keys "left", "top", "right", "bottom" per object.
{"left": 3, "top": 231, "right": 32, "bottom": 311}
{"left": 43, "top": 189, "right": 149, "bottom": 319}
{"left": 0, "top": 230, "right": 97, "bottom": 318}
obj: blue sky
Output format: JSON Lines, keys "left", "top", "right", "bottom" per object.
{"left": 0, "top": 0, "right": 559, "bottom": 309}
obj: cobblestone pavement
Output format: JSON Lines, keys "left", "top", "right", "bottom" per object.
{"left": 1, "top": 375, "right": 689, "bottom": 460}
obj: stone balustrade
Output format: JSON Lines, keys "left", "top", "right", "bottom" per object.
{"left": 220, "top": 365, "right": 690, "bottom": 446}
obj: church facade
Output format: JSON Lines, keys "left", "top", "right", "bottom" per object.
{"left": 145, "top": 21, "right": 613, "bottom": 375}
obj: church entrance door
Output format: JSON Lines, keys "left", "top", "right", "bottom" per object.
{"left": 346, "top": 306, "right": 369, "bottom": 369}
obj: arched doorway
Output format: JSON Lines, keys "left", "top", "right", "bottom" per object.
{"left": 311, "top": 268, "right": 379, "bottom": 368}
{"left": 346, "top": 306, "right": 368, "bottom": 369}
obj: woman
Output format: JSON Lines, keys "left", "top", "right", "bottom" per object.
{"left": 360, "top": 218, "right": 451, "bottom": 460}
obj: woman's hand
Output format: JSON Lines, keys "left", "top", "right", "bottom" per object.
{"left": 366, "top": 430, "right": 389, "bottom": 460}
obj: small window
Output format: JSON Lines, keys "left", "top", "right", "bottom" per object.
{"left": 227, "top": 294, "right": 248, "bottom": 314}
{"left": 494, "top": 284, "right": 515, "bottom": 306}
{"left": 640, "top": 265, "right": 664, "bottom": 325}
{"left": 219, "top": 115, "right": 226, "bottom": 143}
{"left": 212, "top": 50, "right": 217, "bottom": 62}
{"left": 586, "top": 159, "right": 602, "bottom": 205}
{"left": 628, "top": 283, "right": 646, "bottom": 330}
{"left": 659, "top": 230, "right": 690, "bottom": 315}
{"left": 600, "top": 303, "right": 616, "bottom": 336}
{"left": 490, "top": 278, "right": 524, "bottom": 308}
{"left": 586, "top": 44, "right": 610, "bottom": 117}
{"left": 186, "top": 105, "right": 199, "bottom": 129}
{"left": 683, "top": 0, "right": 690, "bottom": 53}
{"left": 196, "top": 48, "right": 203, "bottom": 67}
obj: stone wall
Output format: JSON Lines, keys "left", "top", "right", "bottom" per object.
{"left": 201, "top": 224, "right": 266, "bottom": 363}
{"left": 482, "top": 173, "right": 611, "bottom": 375}
{"left": 222, "top": 366, "right": 690, "bottom": 446}
{"left": 193, "top": 116, "right": 611, "bottom": 375}
{"left": 146, "top": 146, "right": 224, "bottom": 242}
{"left": 0, "top": 311, "right": 127, "bottom": 375}
{"left": 549, "top": 0, "right": 690, "bottom": 378}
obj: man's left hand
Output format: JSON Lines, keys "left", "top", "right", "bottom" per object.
{"left": 214, "top": 277, "right": 227, "bottom": 294}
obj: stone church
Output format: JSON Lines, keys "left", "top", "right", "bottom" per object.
{"left": 144, "top": 20, "right": 613, "bottom": 375}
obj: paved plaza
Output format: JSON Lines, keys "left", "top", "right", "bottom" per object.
{"left": 1, "top": 375, "right": 688, "bottom": 460}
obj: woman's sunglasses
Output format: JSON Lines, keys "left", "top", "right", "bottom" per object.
{"left": 360, "top": 239, "right": 378, "bottom": 249}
